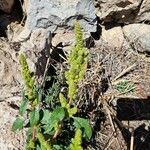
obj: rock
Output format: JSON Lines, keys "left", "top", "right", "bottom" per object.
{"left": 24, "top": 0, "right": 96, "bottom": 34}
{"left": 0, "top": 38, "right": 22, "bottom": 100}
{"left": 7, "top": 22, "right": 24, "bottom": 42}
{"left": 20, "top": 28, "right": 52, "bottom": 76}
{"left": 14, "top": 0, "right": 96, "bottom": 76}
{"left": 22, "top": 0, "right": 29, "bottom": 15}
{"left": 52, "top": 30, "right": 75, "bottom": 52}
{"left": 95, "top": 26, "right": 124, "bottom": 50}
{"left": 0, "top": 0, "right": 15, "bottom": 13}
{"left": 52, "top": 29, "right": 90, "bottom": 51}
{"left": 136, "top": 0, "right": 150, "bottom": 22}
{"left": 0, "top": 101, "right": 25, "bottom": 149}
{"left": 52, "top": 30, "right": 74, "bottom": 47}
{"left": 123, "top": 24, "right": 150, "bottom": 54}
{"left": 95, "top": 0, "right": 142, "bottom": 23}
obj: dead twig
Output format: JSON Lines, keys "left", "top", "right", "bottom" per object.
{"left": 102, "top": 98, "right": 122, "bottom": 149}
{"left": 113, "top": 63, "right": 137, "bottom": 82}
{"left": 130, "top": 130, "right": 134, "bottom": 150}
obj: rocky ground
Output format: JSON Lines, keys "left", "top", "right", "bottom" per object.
{"left": 0, "top": 0, "right": 150, "bottom": 150}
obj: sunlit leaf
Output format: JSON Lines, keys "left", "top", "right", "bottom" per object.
{"left": 29, "top": 109, "right": 40, "bottom": 127}
{"left": 12, "top": 117, "right": 24, "bottom": 132}
{"left": 73, "top": 117, "right": 92, "bottom": 140}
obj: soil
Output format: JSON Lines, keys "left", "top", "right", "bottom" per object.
{"left": 87, "top": 38, "right": 150, "bottom": 150}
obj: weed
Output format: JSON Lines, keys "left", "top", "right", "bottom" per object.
{"left": 115, "top": 80, "right": 135, "bottom": 93}
{"left": 12, "top": 22, "right": 92, "bottom": 150}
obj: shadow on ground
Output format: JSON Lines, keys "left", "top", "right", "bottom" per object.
{"left": 116, "top": 97, "right": 150, "bottom": 150}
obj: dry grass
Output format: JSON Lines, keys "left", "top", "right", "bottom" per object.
{"left": 75, "top": 38, "right": 150, "bottom": 150}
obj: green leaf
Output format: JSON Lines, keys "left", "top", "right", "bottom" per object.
{"left": 53, "top": 145, "right": 69, "bottom": 150}
{"left": 37, "top": 132, "right": 52, "bottom": 150}
{"left": 29, "top": 108, "right": 40, "bottom": 127}
{"left": 115, "top": 81, "right": 135, "bottom": 93}
{"left": 26, "top": 127, "right": 34, "bottom": 148}
{"left": 53, "top": 145, "right": 62, "bottom": 150}
{"left": 68, "top": 107, "right": 77, "bottom": 117}
{"left": 59, "top": 93, "right": 77, "bottom": 117}
{"left": 27, "top": 138, "right": 35, "bottom": 149}
{"left": 41, "top": 110, "right": 52, "bottom": 134}
{"left": 73, "top": 117, "right": 92, "bottom": 140}
{"left": 45, "top": 76, "right": 52, "bottom": 81}
{"left": 59, "top": 93, "right": 67, "bottom": 107}
{"left": 45, "top": 82, "right": 60, "bottom": 106}
{"left": 41, "top": 110, "right": 51, "bottom": 125}
{"left": 70, "top": 129, "right": 83, "bottom": 150}
{"left": 19, "top": 95, "right": 28, "bottom": 116}
{"left": 49, "top": 107, "right": 65, "bottom": 132}
{"left": 12, "top": 117, "right": 24, "bottom": 132}
{"left": 36, "top": 144, "right": 41, "bottom": 150}
{"left": 41, "top": 107, "right": 65, "bottom": 134}
{"left": 50, "top": 107, "right": 65, "bottom": 123}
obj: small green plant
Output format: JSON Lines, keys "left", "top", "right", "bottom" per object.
{"left": 19, "top": 53, "right": 35, "bottom": 101}
{"left": 65, "top": 22, "right": 88, "bottom": 101}
{"left": 70, "top": 129, "right": 83, "bottom": 150}
{"left": 115, "top": 80, "right": 135, "bottom": 93}
{"left": 12, "top": 22, "right": 92, "bottom": 150}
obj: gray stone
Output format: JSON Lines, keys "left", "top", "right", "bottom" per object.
{"left": 136, "top": 0, "right": 150, "bottom": 22}
{"left": 0, "top": 0, "right": 14, "bottom": 13}
{"left": 52, "top": 30, "right": 75, "bottom": 51}
{"left": 0, "top": 101, "right": 25, "bottom": 149}
{"left": 20, "top": 28, "right": 52, "bottom": 76}
{"left": 0, "top": 38, "right": 22, "bottom": 101}
{"left": 24, "top": 0, "right": 96, "bottom": 34}
{"left": 100, "top": 26, "right": 124, "bottom": 50}
{"left": 95, "top": 0, "right": 142, "bottom": 23}
{"left": 123, "top": 24, "right": 150, "bottom": 53}
{"left": 94, "top": 25, "right": 125, "bottom": 50}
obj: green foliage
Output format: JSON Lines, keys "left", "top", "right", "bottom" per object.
{"left": 45, "top": 82, "right": 60, "bottom": 106}
{"left": 115, "top": 80, "right": 135, "bottom": 93}
{"left": 19, "top": 53, "right": 35, "bottom": 100}
{"left": 41, "top": 107, "right": 65, "bottom": 134}
{"left": 65, "top": 22, "right": 88, "bottom": 100}
{"left": 70, "top": 129, "right": 83, "bottom": 150}
{"left": 59, "top": 93, "right": 77, "bottom": 117}
{"left": 73, "top": 117, "right": 92, "bottom": 140}
{"left": 37, "top": 132, "right": 52, "bottom": 150}
{"left": 13, "top": 22, "right": 92, "bottom": 150}
{"left": 19, "top": 93, "right": 28, "bottom": 116}
{"left": 27, "top": 138, "right": 35, "bottom": 149}
{"left": 12, "top": 117, "right": 24, "bottom": 132}
{"left": 29, "top": 108, "right": 40, "bottom": 127}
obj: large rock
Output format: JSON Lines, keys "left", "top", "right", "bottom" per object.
{"left": 123, "top": 24, "right": 150, "bottom": 54}
{"left": 0, "top": 0, "right": 14, "bottom": 13}
{"left": 95, "top": 0, "right": 142, "bottom": 23}
{"left": 24, "top": 0, "right": 96, "bottom": 34}
{"left": 136, "top": 0, "right": 150, "bottom": 22}
{"left": 0, "top": 101, "right": 25, "bottom": 149}
{"left": 20, "top": 28, "right": 52, "bottom": 76}
{"left": 95, "top": 26, "right": 124, "bottom": 50}
{"left": 0, "top": 38, "right": 22, "bottom": 101}
{"left": 13, "top": 0, "right": 97, "bottom": 72}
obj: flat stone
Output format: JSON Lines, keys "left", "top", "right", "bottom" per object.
{"left": 95, "top": 26, "right": 124, "bottom": 50}
{"left": 123, "top": 24, "right": 150, "bottom": 53}
{"left": 95, "top": 0, "right": 142, "bottom": 23}
{"left": 136, "top": 0, "right": 150, "bottom": 22}
{"left": 24, "top": 0, "right": 96, "bottom": 34}
{"left": 0, "top": 38, "right": 22, "bottom": 100}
